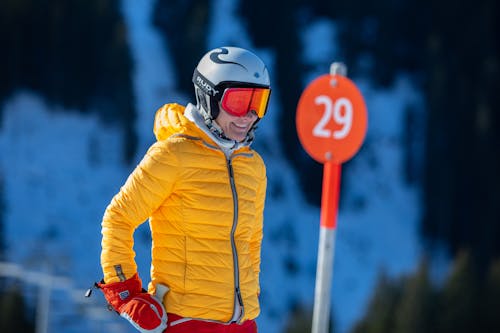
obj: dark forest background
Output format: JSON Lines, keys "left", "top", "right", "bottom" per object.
{"left": 1, "top": 0, "right": 499, "bottom": 332}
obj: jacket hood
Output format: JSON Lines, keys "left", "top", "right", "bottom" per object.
{"left": 153, "top": 103, "right": 193, "bottom": 141}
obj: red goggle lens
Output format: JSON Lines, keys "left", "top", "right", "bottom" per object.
{"left": 221, "top": 87, "right": 270, "bottom": 118}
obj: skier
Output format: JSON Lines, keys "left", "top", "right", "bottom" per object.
{"left": 94, "top": 46, "right": 271, "bottom": 332}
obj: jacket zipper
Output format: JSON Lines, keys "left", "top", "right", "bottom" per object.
{"left": 227, "top": 157, "right": 244, "bottom": 323}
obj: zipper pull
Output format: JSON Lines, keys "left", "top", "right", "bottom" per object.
{"left": 85, "top": 281, "right": 101, "bottom": 298}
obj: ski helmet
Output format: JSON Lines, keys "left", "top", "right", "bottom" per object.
{"left": 192, "top": 46, "right": 271, "bottom": 120}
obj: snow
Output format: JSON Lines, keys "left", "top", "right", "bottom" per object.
{"left": 121, "top": 0, "right": 178, "bottom": 156}
{"left": 0, "top": 0, "right": 426, "bottom": 332}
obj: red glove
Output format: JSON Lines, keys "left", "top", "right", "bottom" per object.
{"left": 97, "top": 273, "right": 168, "bottom": 333}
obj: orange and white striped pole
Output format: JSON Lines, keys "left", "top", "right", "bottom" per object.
{"left": 296, "top": 62, "right": 367, "bottom": 333}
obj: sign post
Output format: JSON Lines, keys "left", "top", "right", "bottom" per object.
{"left": 296, "top": 63, "right": 367, "bottom": 333}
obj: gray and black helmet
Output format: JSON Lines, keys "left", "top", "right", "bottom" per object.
{"left": 192, "top": 46, "right": 270, "bottom": 120}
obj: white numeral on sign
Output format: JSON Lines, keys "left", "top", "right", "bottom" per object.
{"left": 312, "top": 95, "right": 353, "bottom": 139}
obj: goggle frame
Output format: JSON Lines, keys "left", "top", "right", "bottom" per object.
{"left": 219, "top": 86, "right": 271, "bottom": 118}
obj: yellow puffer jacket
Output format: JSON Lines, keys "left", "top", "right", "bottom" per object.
{"left": 100, "top": 103, "right": 267, "bottom": 323}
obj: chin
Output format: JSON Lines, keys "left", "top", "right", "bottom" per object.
{"left": 228, "top": 132, "right": 246, "bottom": 142}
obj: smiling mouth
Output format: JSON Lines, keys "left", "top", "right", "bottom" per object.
{"left": 232, "top": 123, "right": 248, "bottom": 130}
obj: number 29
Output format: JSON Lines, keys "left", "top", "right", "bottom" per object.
{"left": 312, "top": 95, "right": 353, "bottom": 139}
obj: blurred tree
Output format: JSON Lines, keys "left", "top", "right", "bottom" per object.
{"left": 283, "top": 302, "right": 340, "bottom": 333}
{"left": 434, "top": 251, "right": 479, "bottom": 333}
{"left": 0, "top": 286, "right": 35, "bottom": 333}
{"left": 351, "top": 251, "right": 500, "bottom": 332}
{"left": 421, "top": 0, "right": 500, "bottom": 273}
{"left": 331, "top": 0, "right": 427, "bottom": 86}
{"left": 393, "top": 260, "right": 437, "bottom": 333}
{"left": 0, "top": 0, "right": 136, "bottom": 161}
{"left": 351, "top": 271, "right": 402, "bottom": 333}
{"left": 283, "top": 304, "right": 314, "bottom": 333}
{"left": 152, "top": 0, "right": 209, "bottom": 97}
{"left": 0, "top": 175, "right": 5, "bottom": 261}
{"left": 479, "top": 259, "right": 500, "bottom": 332}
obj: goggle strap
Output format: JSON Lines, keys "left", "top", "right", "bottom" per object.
{"left": 192, "top": 69, "right": 220, "bottom": 97}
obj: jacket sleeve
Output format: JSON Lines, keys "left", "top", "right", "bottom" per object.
{"left": 100, "top": 140, "right": 179, "bottom": 283}
{"left": 249, "top": 162, "right": 267, "bottom": 292}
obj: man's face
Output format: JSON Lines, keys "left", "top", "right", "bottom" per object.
{"left": 214, "top": 108, "right": 258, "bottom": 142}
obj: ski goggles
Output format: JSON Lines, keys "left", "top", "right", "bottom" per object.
{"left": 220, "top": 87, "right": 271, "bottom": 118}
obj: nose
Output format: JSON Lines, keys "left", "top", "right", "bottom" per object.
{"left": 243, "top": 110, "right": 258, "bottom": 119}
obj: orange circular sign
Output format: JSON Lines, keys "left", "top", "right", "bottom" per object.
{"left": 296, "top": 74, "right": 367, "bottom": 164}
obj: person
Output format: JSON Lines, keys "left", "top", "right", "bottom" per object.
{"left": 94, "top": 46, "right": 271, "bottom": 333}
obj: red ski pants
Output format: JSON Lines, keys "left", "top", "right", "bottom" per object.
{"left": 164, "top": 313, "right": 257, "bottom": 333}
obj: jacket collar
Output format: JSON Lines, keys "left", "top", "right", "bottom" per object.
{"left": 184, "top": 103, "right": 252, "bottom": 157}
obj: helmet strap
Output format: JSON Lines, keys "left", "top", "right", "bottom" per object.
{"left": 195, "top": 86, "right": 222, "bottom": 121}
{"left": 209, "top": 96, "right": 220, "bottom": 119}
{"left": 195, "top": 88, "right": 208, "bottom": 114}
